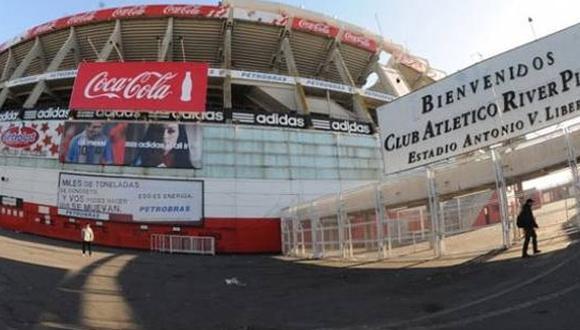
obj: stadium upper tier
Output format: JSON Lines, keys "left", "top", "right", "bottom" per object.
{"left": 0, "top": 0, "right": 444, "bottom": 121}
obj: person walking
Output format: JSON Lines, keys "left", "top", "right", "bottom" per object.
{"left": 81, "top": 224, "right": 94, "bottom": 256}
{"left": 517, "top": 198, "right": 541, "bottom": 258}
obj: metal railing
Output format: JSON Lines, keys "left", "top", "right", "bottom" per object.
{"left": 150, "top": 234, "right": 215, "bottom": 255}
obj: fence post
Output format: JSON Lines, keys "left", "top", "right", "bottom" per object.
{"left": 457, "top": 198, "right": 462, "bottom": 231}
{"left": 439, "top": 201, "right": 446, "bottom": 237}
{"left": 427, "top": 167, "right": 443, "bottom": 257}
{"left": 420, "top": 208, "right": 425, "bottom": 239}
{"left": 337, "top": 192, "right": 353, "bottom": 258}
{"left": 299, "top": 221, "right": 305, "bottom": 256}
{"left": 491, "top": 149, "right": 511, "bottom": 249}
{"left": 374, "top": 183, "right": 386, "bottom": 259}
{"left": 396, "top": 211, "right": 402, "bottom": 243}
{"left": 336, "top": 193, "right": 345, "bottom": 258}
{"left": 280, "top": 216, "right": 287, "bottom": 255}
{"left": 564, "top": 127, "right": 580, "bottom": 225}
{"left": 291, "top": 211, "right": 300, "bottom": 257}
{"left": 310, "top": 201, "right": 322, "bottom": 258}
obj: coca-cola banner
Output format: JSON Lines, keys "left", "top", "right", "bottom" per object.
{"left": 24, "top": 5, "right": 229, "bottom": 41}
{"left": 291, "top": 17, "right": 339, "bottom": 38}
{"left": 340, "top": 31, "right": 378, "bottom": 53}
{"left": 0, "top": 121, "right": 63, "bottom": 159}
{"left": 60, "top": 121, "right": 202, "bottom": 169}
{"left": 69, "top": 62, "right": 208, "bottom": 112}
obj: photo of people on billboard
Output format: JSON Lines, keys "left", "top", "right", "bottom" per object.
{"left": 60, "top": 121, "right": 202, "bottom": 168}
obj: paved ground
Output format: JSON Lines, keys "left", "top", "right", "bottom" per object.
{"left": 0, "top": 226, "right": 578, "bottom": 330}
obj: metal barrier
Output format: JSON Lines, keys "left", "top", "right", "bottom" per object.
{"left": 150, "top": 234, "right": 216, "bottom": 255}
{"left": 282, "top": 123, "right": 580, "bottom": 260}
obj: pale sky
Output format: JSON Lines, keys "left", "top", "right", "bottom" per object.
{"left": 1, "top": 0, "right": 580, "bottom": 74}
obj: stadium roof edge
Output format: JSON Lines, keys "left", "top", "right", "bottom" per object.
{"left": 224, "top": 0, "right": 407, "bottom": 55}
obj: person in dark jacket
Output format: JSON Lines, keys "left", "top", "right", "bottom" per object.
{"left": 519, "top": 198, "right": 541, "bottom": 258}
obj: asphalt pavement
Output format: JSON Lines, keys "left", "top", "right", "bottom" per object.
{"left": 0, "top": 228, "right": 578, "bottom": 330}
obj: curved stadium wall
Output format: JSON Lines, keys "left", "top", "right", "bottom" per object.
{"left": 0, "top": 1, "right": 439, "bottom": 253}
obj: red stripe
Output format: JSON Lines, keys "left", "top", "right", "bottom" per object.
{"left": 2, "top": 202, "right": 281, "bottom": 253}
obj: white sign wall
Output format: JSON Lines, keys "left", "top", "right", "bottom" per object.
{"left": 378, "top": 23, "right": 580, "bottom": 174}
{"left": 57, "top": 173, "right": 204, "bottom": 223}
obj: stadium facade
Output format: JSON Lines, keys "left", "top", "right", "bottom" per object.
{"left": 0, "top": 0, "right": 442, "bottom": 253}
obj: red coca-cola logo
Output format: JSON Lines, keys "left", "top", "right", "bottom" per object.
{"left": 297, "top": 19, "right": 331, "bottom": 35}
{"left": 163, "top": 5, "right": 201, "bottom": 16}
{"left": 28, "top": 21, "right": 56, "bottom": 37}
{"left": 67, "top": 11, "right": 97, "bottom": 25}
{"left": 83, "top": 71, "right": 178, "bottom": 101}
{"left": 70, "top": 62, "right": 208, "bottom": 112}
{"left": 395, "top": 53, "right": 427, "bottom": 73}
{"left": 1, "top": 127, "right": 39, "bottom": 148}
{"left": 112, "top": 6, "right": 146, "bottom": 18}
{"left": 207, "top": 6, "right": 229, "bottom": 18}
{"left": 273, "top": 15, "right": 289, "bottom": 26}
{"left": 343, "top": 32, "right": 371, "bottom": 48}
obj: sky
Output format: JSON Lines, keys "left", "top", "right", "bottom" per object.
{"left": 1, "top": 0, "right": 580, "bottom": 74}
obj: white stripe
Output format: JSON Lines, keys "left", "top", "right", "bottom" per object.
{"left": 232, "top": 114, "right": 254, "bottom": 119}
{"left": 235, "top": 118, "right": 255, "bottom": 123}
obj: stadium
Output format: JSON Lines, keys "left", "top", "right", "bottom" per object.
{"left": 0, "top": 0, "right": 442, "bottom": 253}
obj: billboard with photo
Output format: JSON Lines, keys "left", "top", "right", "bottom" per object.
{"left": 378, "top": 23, "right": 580, "bottom": 175}
{"left": 60, "top": 121, "right": 202, "bottom": 168}
{"left": 0, "top": 121, "right": 63, "bottom": 158}
{"left": 57, "top": 172, "right": 204, "bottom": 223}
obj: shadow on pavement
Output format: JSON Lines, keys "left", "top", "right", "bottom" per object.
{"left": 0, "top": 225, "right": 578, "bottom": 330}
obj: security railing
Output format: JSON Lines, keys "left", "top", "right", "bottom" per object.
{"left": 150, "top": 234, "right": 215, "bottom": 255}
{"left": 282, "top": 122, "right": 580, "bottom": 260}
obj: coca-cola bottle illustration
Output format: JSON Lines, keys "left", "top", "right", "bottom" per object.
{"left": 180, "top": 71, "right": 192, "bottom": 102}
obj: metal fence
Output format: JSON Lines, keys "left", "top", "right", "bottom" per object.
{"left": 282, "top": 123, "right": 580, "bottom": 260}
{"left": 150, "top": 234, "right": 216, "bottom": 255}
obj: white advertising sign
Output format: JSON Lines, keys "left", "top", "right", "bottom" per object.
{"left": 3, "top": 70, "right": 77, "bottom": 88}
{"left": 378, "top": 23, "right": 580, "bottom": 174}
{"left": 57, "top": 173, "right": 204, "bottom": 223}
{"left": 231, "top": 70, "right": 295, "bottom": 85}
{"left": 298, "top": 78, "right": 354, "bottom": 93}
{"left": 359, "top": 89, "right": 394, "bottom": 102}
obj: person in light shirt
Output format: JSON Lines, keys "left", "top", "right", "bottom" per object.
{"left": 81, "top": 223, "right": 95, "bottom": 256}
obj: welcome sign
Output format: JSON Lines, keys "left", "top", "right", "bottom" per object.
{"left": 378, "top": 23, "right": 580, "bottom": 174}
